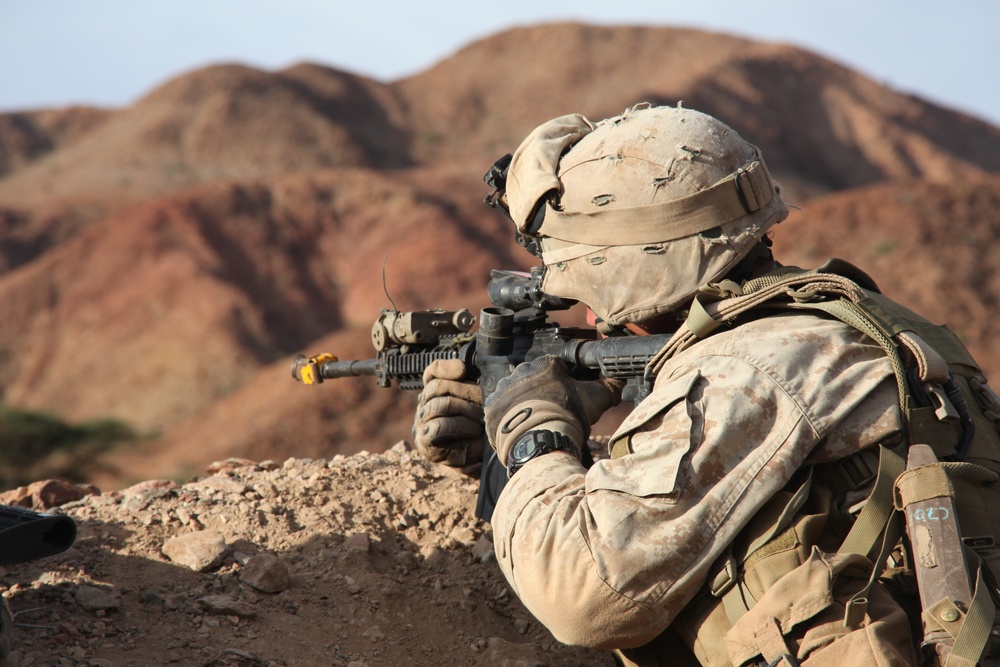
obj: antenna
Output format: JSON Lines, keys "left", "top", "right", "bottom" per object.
{"left": 382, "top": 254, "right": 398, "bottom": 313}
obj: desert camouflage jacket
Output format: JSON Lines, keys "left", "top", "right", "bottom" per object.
{"left": 490, "top": 309, "right": 902, "bottom": 650}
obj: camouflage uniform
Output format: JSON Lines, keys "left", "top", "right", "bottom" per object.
{"left": 491, "top": 309, "right": 909, "bottom": 660}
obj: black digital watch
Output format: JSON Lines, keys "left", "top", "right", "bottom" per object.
{"left": 506, "top": 430, "right": 578, "bottom": 477}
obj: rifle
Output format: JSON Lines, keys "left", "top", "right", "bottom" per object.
{"left": 0, "top": 505, "right": 77, "bottom": 565}
{"left": 291, "top": 267, "right": 670, "bottom": 522}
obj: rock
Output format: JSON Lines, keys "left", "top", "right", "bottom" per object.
{"left": 175, "top": 507, "right": 194, "bottom": 526}
{"left": 75, "top": 585, "right": 121, "bottom": 611}
{"left": 447, "top": 525, "right": 476, "bottom": 547}
{"left": 120, "top": 480, "right": 180, "bottom": 495}
{"left": 419, "top": 544, "right": 445, "bottom": 565}
{"left": 198, "top": 595, "right": 256, "bottom": 618}
{"left": 471, "top": 535, "right": 496, "bottom": 563}
{"left": 206, "top": 458, "right": 259, "bottom": 474}
{"left": 189, "top": 476, "right": 248, "bottom": 495}
{"left": 343, "top": 533, "right": 370, "bottom": 553}
{"left": 0, "top": 480, "right": 98, "bottom": 510}
{"left": 162, "top": 530, "right": 229, "bottom": 572}
{"left": 239, "top": 553, "right": 289, "bottom": 594}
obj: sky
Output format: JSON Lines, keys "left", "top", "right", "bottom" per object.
{"left": 2, "top": 1, "right": 998, "bottom": 126}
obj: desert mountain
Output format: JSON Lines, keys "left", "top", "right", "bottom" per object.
{"left": 0, "top": 168, "right": 508, "bottom": 434}
{"left": 398, "top": 24, "right": 1000, "bottom": 198}
{"left": 4, "top": 24, "right": 1000, "bottom": 272}
{"left": 0, "top": 22, "right": 998, "bottom": 488}
{"left": 0, "top": 106, "right": 113, "bottom": 177}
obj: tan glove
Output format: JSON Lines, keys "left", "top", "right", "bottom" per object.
{"left": 412, "top": 359, "right": 484, "bottom": 467}
{"left": 483, "top": 355, "right": 620, "bottom": 470}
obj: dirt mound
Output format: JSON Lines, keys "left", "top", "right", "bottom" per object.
{"left": 1, "top": 451, "right": 611, "bottom": 666}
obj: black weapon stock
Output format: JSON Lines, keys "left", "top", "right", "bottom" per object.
{"left": 292, "top": 267, "right": 670, "bottom": 521}
{"left": 0, "top": 505, "right": 77, "bottom": 565}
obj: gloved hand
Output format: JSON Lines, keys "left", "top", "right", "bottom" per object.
{"left": 412, "top": 359, "right": 484, "bottom": 467}
{"left": 484, "top": 355, "right": 621, "bottom": 470}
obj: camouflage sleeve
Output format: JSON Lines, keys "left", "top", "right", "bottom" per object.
{"left": 489, "top": 314, "right": 897, "bottom": 650}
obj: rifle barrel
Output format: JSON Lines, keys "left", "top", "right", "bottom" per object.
{"left": 319, "top": 359, "right": 379, "bottom": 379}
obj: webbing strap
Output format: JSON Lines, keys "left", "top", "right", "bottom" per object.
{"left": 843, "top": 512, "right": 905, "bottom": 628}
{"left": 839, "top": 445, "right": 907, "bottom": 628}
{"left": 686, "top": 293, "right": 727, "bottom": 339}
{"left": 721, "top": 567, "right": 754, "bottom": 626}
{"left": 944, "top": 550, "right": 995, "bottom": 667}
{"left": 924, "top": 549, "right": 996, "bottom": 666}
{"left": 838, "top": 445, "right": 906, "bottom": 559}
{"left": 648, "top": 269, "right": 870, "bottom": 379}
{"left": 898, "top": 331, "right": 950, "bottom": 384}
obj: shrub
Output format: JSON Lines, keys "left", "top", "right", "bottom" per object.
{"left": 0, "top": 406, "right": 138, "bottom": 488}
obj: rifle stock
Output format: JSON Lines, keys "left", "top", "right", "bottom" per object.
{"left": 0, "top": 505, "right": 77, "bottom": 565}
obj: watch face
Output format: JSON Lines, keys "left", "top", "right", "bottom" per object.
{"left": 511, "top": 437, "right": 537, "bottom": 464}
{"left": 506, "top": 430, "right": 575, "bottom": 477}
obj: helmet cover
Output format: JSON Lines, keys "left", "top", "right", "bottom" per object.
{"left": 504, "top": 104, "right": 788, "bottom": 326}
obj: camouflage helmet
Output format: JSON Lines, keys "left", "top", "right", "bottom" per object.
{"left": 503, "top": 104, "right": 788, "bottom": 327}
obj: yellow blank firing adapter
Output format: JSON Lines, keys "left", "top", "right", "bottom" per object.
{"left": 291, "top": 353, "right": 338, "bottom": 385}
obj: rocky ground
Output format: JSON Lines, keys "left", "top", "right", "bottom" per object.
{"left": 0, "top": 445, "right": 613, "bottom": 667}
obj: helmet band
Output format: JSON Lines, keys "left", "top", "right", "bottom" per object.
{"left": 534, "top": 152, "right": 775, "bottom": 246}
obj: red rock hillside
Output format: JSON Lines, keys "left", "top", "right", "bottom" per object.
{"left": 0, "top": 22, "right": 998, "bottom": 488}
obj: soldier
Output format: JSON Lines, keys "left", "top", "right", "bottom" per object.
{"left": 413, "top": 104, "right": 1000, "bottom": 666}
